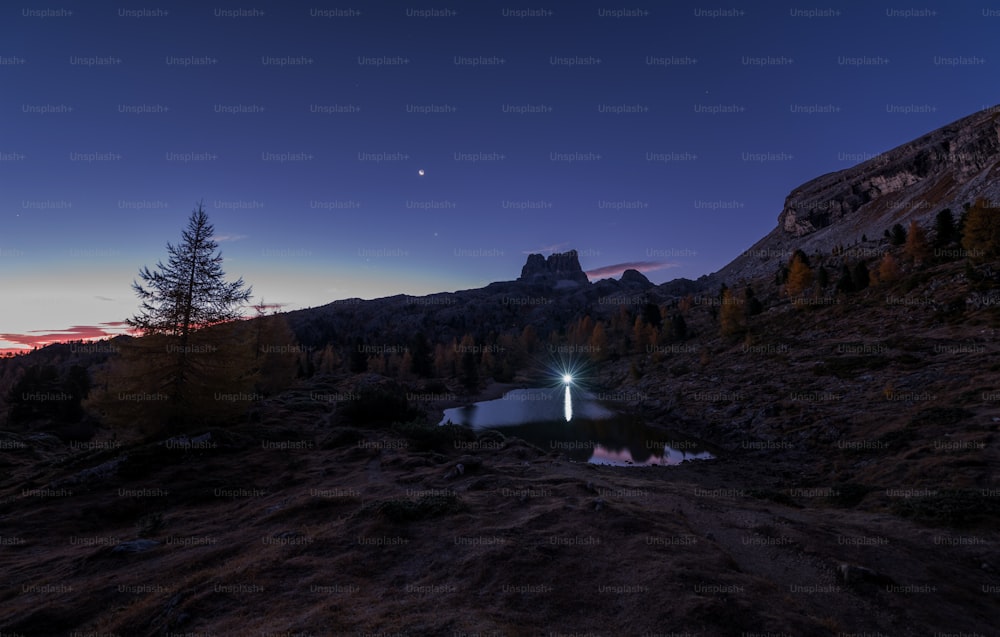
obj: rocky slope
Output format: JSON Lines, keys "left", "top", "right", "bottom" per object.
{"left": 714, "top": 105, "right": 1000, "bottom": 284}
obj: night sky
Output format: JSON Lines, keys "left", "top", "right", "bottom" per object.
{"left": 2, "top": 1, "right": 998, "bottom": 352}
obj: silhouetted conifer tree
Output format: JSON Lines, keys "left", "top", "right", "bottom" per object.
{"left": 92, "top": 204, "right": 254, "bottom": 432}
{"left": 934, "top": 208, "right": 956, "bottom": 248}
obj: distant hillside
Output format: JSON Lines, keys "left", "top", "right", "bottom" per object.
{"left": 283, "top": 250, "right": 671, "bottom": 348}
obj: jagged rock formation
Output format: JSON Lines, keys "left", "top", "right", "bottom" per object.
{"left": 518, "top": 250, "right": 590, "bottom": 287}
{"left": 277, "top": 249, "right": 690, "bottom": 351}
{"left": 715, "top": 105, "right": 1000, "bottom": 284}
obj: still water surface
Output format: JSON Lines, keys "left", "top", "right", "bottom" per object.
{"left": 440, "top": 387, "right": 715, "bottom": 467}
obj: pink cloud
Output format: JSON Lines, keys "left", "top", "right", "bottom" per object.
{"left": 0, "top": 323, "right": 129, "bottom": 351}
{"left": 585, "top": 261, "right": 678, "bottom": 280}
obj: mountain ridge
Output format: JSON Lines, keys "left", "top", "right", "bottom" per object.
{"left": 712, "top": 105, "right": 1000, "bottom": 285}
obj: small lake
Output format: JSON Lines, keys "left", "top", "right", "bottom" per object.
{"left": 440, "top": 386, "right": 715, "bottom": 467}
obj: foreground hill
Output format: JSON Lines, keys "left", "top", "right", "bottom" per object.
{"left": 1, "top": 379, "right": 998, "bottom": 636}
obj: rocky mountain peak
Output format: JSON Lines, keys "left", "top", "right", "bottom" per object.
{"left": 620, "top": 268, "right": 653, "bottom": 288}
{"left": 518, "top": 250, "right": 590, "bottom": 286}
{"left": 714, "top": 105, "right": 1000, "bottom": 284}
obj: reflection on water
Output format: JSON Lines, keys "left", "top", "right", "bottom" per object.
{"left": 440, "top": 387, "right": 715, "bottom": 467}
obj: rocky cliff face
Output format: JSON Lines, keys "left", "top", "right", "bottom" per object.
{"left": 715, "top": 105, "right": 1000, "bottom": 284}
{"left": 518, "top": 249, "right": 591, "bottom": 287}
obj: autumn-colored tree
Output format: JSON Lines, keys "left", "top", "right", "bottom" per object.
{"left": 495, "top": 332, "right": 521, "bottom": 378}
{"left": 86, "top": 322, "right": 258, "bottom": 434}
{"left": 296, "top": 350, "right": 315, "bottom": 378}
{"left": 961, "top": 198, "right": 1000, "bottom": 261}
{"left": 678, "top": 294, "right": 694, "bottom": 316}
{"left": 588, "top": 322, "right": 607, "bottom": 361}
{"left": 480, "top": 345, "right": 497, "bottom": 379}
{"left": 632, "top": 317, "right": 657, "bottom": 354}
{"left": 784, "top": 253, "right": 813, "bottom": 297}
{"left": 719, "top": 288, "right": 746, "bottom": 336}
{"left": 903, "top": 220, "right": 931, "bottom": 265}
{"left": 877, "top": 253, "right": 900, "bottom": 284}
{"left": 569, "top": 315, "right": 594, "bottom": 345}
{"left": 790, "top": 249, "right": 811, "bottom": 268}
{"left": 433, "top": 342, "right": 454, "bottom": 377}
{"left": 632, "top": 317, "right": 645, "bottom": 353}
{"left": 318, "top": 344, "right": 341, "bottom": 375}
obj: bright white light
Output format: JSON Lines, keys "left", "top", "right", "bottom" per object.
{"left": 418, "top": 169, "right": 425, "bottom": 176}
{"left": 562, "top": 373, "right": 573, "bottom": 385}
{"left": 564, "top": 385, "right": 572, "bottom": 421}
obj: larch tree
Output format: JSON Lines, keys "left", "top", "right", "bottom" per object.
{"left": 719, "top": 288, "right": 746, "bottom": 336}
{"left": 128, "top": 203, "right": 252, "bottom": 337}
{"left": 877, "top": 252, "right": 901, "bottom": 284}
{"left": 588, "top": 322, "right": 607, "bottom": 361}
{"left": 903, "top": 220, "right": 931, "bottom": 265}
{"left": 961, "top": 198, "right": 1000, "bottom": 261}
{"left": 784, "top": 253, "right": 813, "bottom": 297}
{"left": 93, "top": 204, "right": 254, "bottom": 432}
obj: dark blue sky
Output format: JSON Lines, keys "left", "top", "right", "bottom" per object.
{"left": 2, "top": 0, "right": 998, "bottom": 351}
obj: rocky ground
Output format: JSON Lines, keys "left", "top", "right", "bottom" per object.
{"left": 1, "top": 373, "right": 999, "bottom": 636}
{"left": 611, "top": 259, "right": 1000, "bottom": 514}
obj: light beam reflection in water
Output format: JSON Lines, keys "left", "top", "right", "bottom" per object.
{"left": 440, "top": 387, "right": 715, "bottom": 466}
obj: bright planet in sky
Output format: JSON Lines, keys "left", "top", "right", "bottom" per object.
{"left": 418, "top": 169, "right": 425, "bottom": 176}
